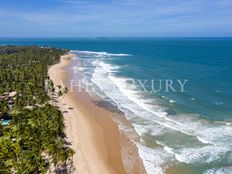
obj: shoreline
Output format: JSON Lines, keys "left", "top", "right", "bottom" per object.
{"left": 48, "top": 53, "right": 146, "bottom": 174}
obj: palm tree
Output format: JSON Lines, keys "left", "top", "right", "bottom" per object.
{"left": 0, "top": 46, "right": 74, "bottom": 174}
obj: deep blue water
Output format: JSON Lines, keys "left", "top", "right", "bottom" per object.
{"left": 1, "top": 37, "right": 232, "bottom": 174}
{"left": 1, "top": 37, "right": 232, "bottom": 120}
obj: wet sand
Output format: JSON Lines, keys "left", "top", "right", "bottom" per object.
{"left": 48, "top": 53, "right": 146, "bottom": 174}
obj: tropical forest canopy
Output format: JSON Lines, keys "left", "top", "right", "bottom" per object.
{"left": 0, "top": 46, "right": 74, "bottom": 174}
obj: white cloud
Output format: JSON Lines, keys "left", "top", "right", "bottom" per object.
{"left": 0, "top": 0, "right": 232, "bottom": 36}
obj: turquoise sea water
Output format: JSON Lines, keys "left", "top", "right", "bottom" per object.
{"left": 1, "top": 37, "right": 232, "bottom": 174}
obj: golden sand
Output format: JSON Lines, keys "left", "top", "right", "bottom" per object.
{"left": 48, "top": 53, "right": 146, "bottom": 174}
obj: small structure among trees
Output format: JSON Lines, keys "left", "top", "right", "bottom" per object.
{"left": 0, "top": 46, "right": 74, "bottom": 174}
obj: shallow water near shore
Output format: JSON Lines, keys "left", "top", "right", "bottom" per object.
{"left": 1, "top": 37, "right": 232, "bottom": 174}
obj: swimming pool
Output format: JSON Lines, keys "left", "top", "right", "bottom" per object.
{"left": 1, "top": 120, "right": 11, "bottom": 125}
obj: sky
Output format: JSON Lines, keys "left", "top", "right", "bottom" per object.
{"left": 0, "top": 0, "right": 232, "bottom": 37}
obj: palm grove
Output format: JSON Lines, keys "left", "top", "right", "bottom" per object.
{"left": 0, "top": 46, "right": 74, "bottom": 173}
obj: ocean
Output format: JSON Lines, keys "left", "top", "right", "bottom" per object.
{"left": 1, "top": 37, "right": 232, "bottom": 174}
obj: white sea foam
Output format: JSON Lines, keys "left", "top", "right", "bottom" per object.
{"left": 92, "top": 60, "right": 232, "bottom": 159}
{"left": 71, "top": 50, "right": 131, "bottom": 57}
{"left": 169, "top": 99, "right": 175, "bottom": 103}
{"left": 163, "top": 146, "right": 175, "bottom": 155}
{"left": 97, "top": 61, "right": 120, "bottom": 72}
{"left": 72, "top": 65, "right": 88, "bottom": 73}
{"left": 74, "top": 55, "right": 232, "bottom": 174}
{"left": 175, "top": 145, "right": 230, "bottom": 164}
{"left": 137, "top": 144, "right": 173, "bottom": 174}
{"left": 204, "top": 166, "right": 232, "bottom": 174}
{"left": 156, "top": 142, "right": 214, "bottom": 164}
{"left": 132, "top": 124, "right": 149, "bottom": 137}
{"left": 196, "top": 136, "right": 211, "bottom": 144}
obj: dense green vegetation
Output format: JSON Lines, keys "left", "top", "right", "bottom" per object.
{"left": 0, "top": 46, "right": 74, "bottom": 173}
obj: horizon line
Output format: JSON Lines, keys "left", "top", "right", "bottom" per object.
{"left": 1, "top": 36, "right": 232, "bottom": 39}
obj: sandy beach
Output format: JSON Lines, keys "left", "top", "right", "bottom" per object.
{"left": 48, "top": 53, "right": 146, "bottom": 174}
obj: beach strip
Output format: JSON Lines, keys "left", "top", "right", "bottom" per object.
{"left": 48, "top": 53, "right": 146, "bottom": 174}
